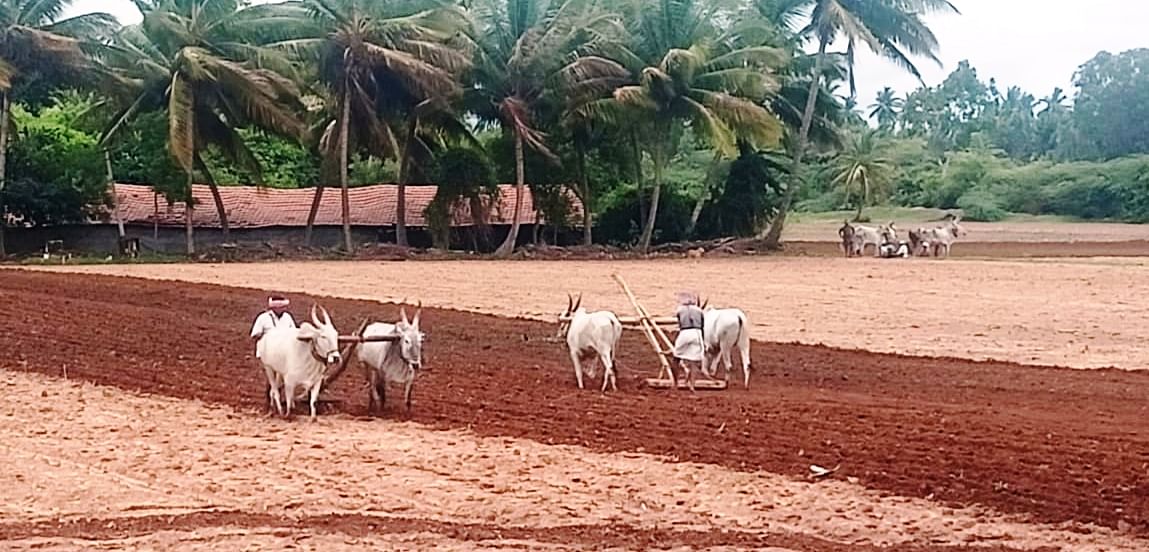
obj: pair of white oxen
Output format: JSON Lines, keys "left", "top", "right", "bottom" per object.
{"left": 557, "top": 294, "right": 752, "bottom": 392}
{"left": 257, "top": 304, "right": 425, "bottom": 421}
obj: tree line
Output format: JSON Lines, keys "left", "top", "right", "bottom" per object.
{"left": 810, "top": 48, "right": 1149, "bottom": 224}
{"left": 0, "top": 0, "right": 969, "bottom": 256}
{"left": 6, "top": 2, "right": 1147, "bottom": 256}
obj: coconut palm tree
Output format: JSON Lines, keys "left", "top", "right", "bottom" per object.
{"left": 0, "top": 0, "right": 116, "bottom": 256}
{"left": 470, "top": 0, "right": 619, "bottom": 258}
{"left": 832, "top": 129, "right": 891, "bottom": 221}
{"left": 251, "top": 0, "right": 469, "bottom": 252}
{"left": 1037, "top": 87, "right": 1067, "bottom": 117}
{"left": 869, "top": 86, "right": 902, "bottom": 131}
{"left": 759, "top": 0, "right": 959, "bottom": 249}
{"left": 98, "top": 0, "right": 306, "bottom": 255}
{"left": 563, "top": 0, "right": 786, "bottom": 252}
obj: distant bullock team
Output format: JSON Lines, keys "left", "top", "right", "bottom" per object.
{"left": 839, "top": 213, "right": 966, "bottom": 258}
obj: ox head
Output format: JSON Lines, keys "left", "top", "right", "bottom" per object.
{"left": 298, "top": 304, "right": 341, "bottom": 367}
{"left": 880, "top": 222, "right": 898, "bottom": 244}
{"left": 556, "top": 292, "right": 583, "bottom": 338}
{"left": 397, "top": 303, "right": 425, "bottom": 370}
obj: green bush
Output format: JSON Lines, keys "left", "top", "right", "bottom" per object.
{"left": 4, "top": 125, "right": 109, "bottom": 226}
{"left": 596, "top": 184, "right": 693, "bottom": 246}
{"left": 956, "top": 190, "right": 1007, "bottom": 221}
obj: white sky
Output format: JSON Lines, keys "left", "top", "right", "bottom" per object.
{"left": 68, "top": 0, "right": 1149, "bottom": 116}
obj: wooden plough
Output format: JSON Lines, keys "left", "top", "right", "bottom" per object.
{"left": 611, "top": 273, "right": 726, "bottom": 391}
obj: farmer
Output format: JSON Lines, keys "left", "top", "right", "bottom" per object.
{"left": 251, "top": 295, "right": 296, "bottom": 412}
{"left": 672, "top": 291, "right": 705, "bottom": 391}
{"left": 879, "top": 240, "right": 911, "bottom": 258}
{"left": 250, "top": 295, "right": 297, "bottom": 356}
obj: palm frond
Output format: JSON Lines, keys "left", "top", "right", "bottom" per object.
{"left": 44, "top": 12, "right": 119, "bottom": 41}
{"left": 682, "top": 95, "right": 737, "bottom": 156}
{"left": 167, "top": 73, "right": 195, "bottom": 172}
{"left": 693, "top": 89, "right": 783, "bottom": 148}
{"left": 0, "top": 58, "right": 14, "bottom": 90}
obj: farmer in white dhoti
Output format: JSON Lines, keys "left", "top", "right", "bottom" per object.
{"left": 673, "top": 292, "right": 705, "bottom": 390}
{"left": 251, "top": 295, "right": 296, "bottom": 411}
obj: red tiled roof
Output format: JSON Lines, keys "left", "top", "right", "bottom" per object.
{"left": 109, "top": 183, "right": 583, "bottom": 229}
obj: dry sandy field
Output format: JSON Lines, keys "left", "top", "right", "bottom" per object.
{"left": 4, "top": 242, "right": 1149, "bottom": 550}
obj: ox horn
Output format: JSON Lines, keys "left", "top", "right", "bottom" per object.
{"left": 400, "top": 303, "right": 409, "bottom": 326}
{"left": 566, "top": 293, "right": 573, "bottom": 314}
{"left": 320, "top": 305, "right": 332, "bottom": 327}
{"left": 412, "top": 301, "right": 422, "bottom": 327}
{"left": 573, "top": 293, "right": 582, "bottom": 312}
{"left": 310, "top": 303, "right": 321, "bottom": 327}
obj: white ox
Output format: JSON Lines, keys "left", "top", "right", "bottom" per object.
{"left": 558, "top": 293, "right": 623, "bottom": 392}
{"left": 357, "top": 304, "right": 425, "bottom": 414}
{"left": 849, "top": 222, "right": 898, "bottom": 257}
{"left": 700, "top": 303, "right": 752, "bottom": 389}
{"left": 913, "top": 214, "right": 965, "bottom": 257}
{"left": 258, "top": 304, "right": 342, "bottom": 421}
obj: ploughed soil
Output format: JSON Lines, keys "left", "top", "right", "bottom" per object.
{"left": 2, "top": 269, "right": 1148, "bottom": 537}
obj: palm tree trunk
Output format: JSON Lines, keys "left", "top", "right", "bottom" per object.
{"left": 153, "top": 191, "right": 159, "bottom": 240}
{"left": 305, "top": 182, "right": 323, "bottom": 246}
{"left": 494, "top": 132, "right": 525, "bottom": 258}
{"left": 338, "top": 88, "right": 353, "bottom": 253}
{"left": 0, "top": 91, "right": 10, "bottom": 257}
{"left": 687, "top": 150, "right": 724, "bottom": 238}
{"left": 184, "top": 169, "right": 195, "bottom": 256}
{"left": 106, "top": 149, "right": 125, "bottom": 239}
{"left": 762, "top": 37, "right": 828, "bottom": 249}
{"left": 184, "top": 116, "right": 196, "bottom": 257}
{"left": 396, "top": 114, "right": 418, "bottom": 247}
{"left": 638, "top": 140, "right": 664, "bottom": 253}
{"left": 532, "top": 208, "right": 541, "bottom": 246}
{"left": 630, "top": 131, "right": 646, "bottom": 227}
{"left": 575, "top": 140, "right": 592, "bottom": 245}
{"left": 195, "top": 155, "right": 229, "bottom": 242}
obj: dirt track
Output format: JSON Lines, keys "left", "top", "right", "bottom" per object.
{"left": 2, "top": 269, "right": 1149, "bottom": 549}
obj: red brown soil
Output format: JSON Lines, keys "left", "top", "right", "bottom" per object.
{"left": 0, "top": 511, "right": 1053, "bottom": 551}
{"left": 2, "top": 270, "right": 1148, "bottom": 536}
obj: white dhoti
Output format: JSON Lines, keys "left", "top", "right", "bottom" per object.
{"left": 673, "top": 329, "right": 704, "bottom": 363}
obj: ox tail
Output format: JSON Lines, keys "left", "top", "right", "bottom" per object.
{"left": 736, "top": 314, "right": 750, "bottom": 388}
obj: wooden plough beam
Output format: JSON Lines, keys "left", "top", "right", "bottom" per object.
{"left": 611, "top": 273, "right": 726, "bottom": 391}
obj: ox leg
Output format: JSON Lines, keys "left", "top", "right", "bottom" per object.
{"left": 599, "top": 352, "right": 616, "bottom": 393}
{"left": 404, "top": 379, "right": 414, "bottom": 412}
{"left": 740, "top": 345, "right": 752, "bottom": 389}
{"left": 283, "top": 381, "right": 295, "bottom": 420}
{"left": 722, "top": 348, "right": 733, "bottom": 385}
{"left": 375, "top": 379, "right": 387, "bottom": 415}
{"left": 308, "top": 383, "right": 322, "bottom": 423}
{"left": 570, "top": 351, "right": 585, "bottom": 389}
{"left": 262, "top": 366, "right": 282, "bottom": 416}
{"left": 366, "top": 370, "right": 382, "bottom": 416}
